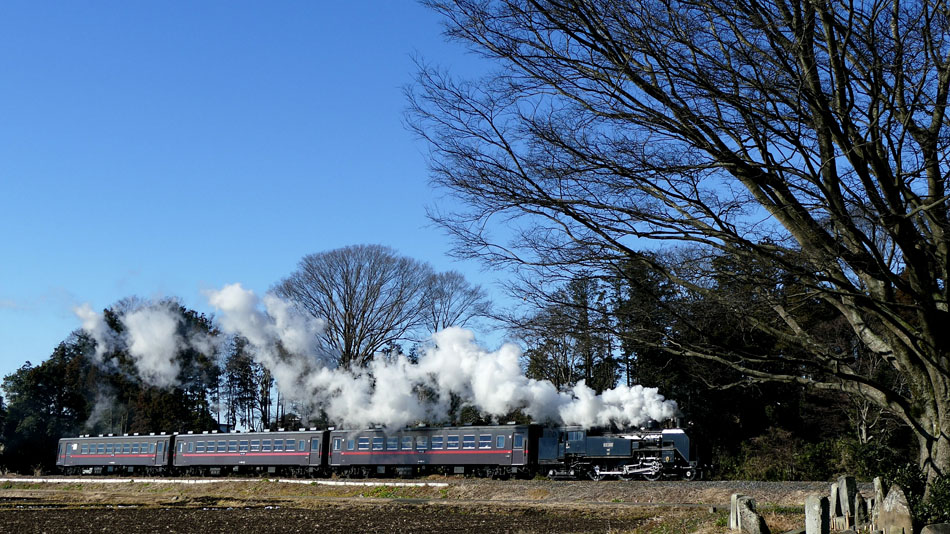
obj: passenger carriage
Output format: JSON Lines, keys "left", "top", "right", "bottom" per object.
{"left": 328, "top": 424, "right": 539, "bottom": 478}
{"left": 172, "top": 429, "right": 329, "bottom": 476}
{"left": 56, "top": 433, "right": 172, "bottom": 475}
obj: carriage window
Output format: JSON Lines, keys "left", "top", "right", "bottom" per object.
{"left": 218, "top": 440, "right": 227, "bottom": 452}
{"left": 262, "top": 439, "right": 272, "bottom": 452}
{"left": 402, "top": 437, "right": 413, "bottom": 450}
{"left": 122, "top": 443, "right": 131, "bottom": 454}
{"left": 387, "top": 437, "right": 399, "bottom": 450}
{"left": 130, "top": 443, "right": 138, "bottom": 454}
{"left": 178, "top": 442, "right": 184, "bottom": 453}
{"left": 479, "top": 435, "right": 492, "bottom": 449}
{"left": 347, "top": 439, "right": 355, "bottom": 451}
{"left": 431, "top": 437, "right": 444, "bottom": 449}
{"left": 157, "top": 442, "right": 164, "bottom": 453}
{"left": 81, "top": 445, "right": 89, "bottom": 455}
{"left": 239, "top": 440, "right": 249, "bottom": 452}
{"left": 372, "top": 437, "right": 384, "bottom": 451}
{"left": 513, "top": 434, "right": 525, "bottom": 449}
{"left": 300, "top": 440, "right": 307, "bottom": 451}
{"left": 228, "top": 440, "right": 238, "bottom": 452}
{"left": 496, "top": 436, "right": 505, "bottom": 448}
{"left": 196, "top": 442, "right": 205, "bottom": 453}
{"left": 285, "top": 440, "right": 295, "bottom": 452}
{"left": 150, "top": 443, "right": 156, "bottom": 454}
{"left": 462, "top": 435, "right": 475, "bottom": 449}
{"left": 187, "top": 442, "right": 194, "bottom": 453}
{"left": 142, "top": 443, "right": 149, "bottom": 453}
{"left": 446, "top": 436, "right": 459, "bottom": 449}
{"left": 251, "top": 440, "right": 260, "bottom": 452}
{"left": 332, "top": 438, "right": 342, "bottom": 451}
{"left": 274, "top": 439, "right": 284, "bottom": 452}
{"left": 416, "top": 437, "right": 428, "bottom": 450}
{"left": 568, "top": 431, "right": 585, "bottom": 441}
{"left": 357, "top": 437, "right": 369, "bottom": 451}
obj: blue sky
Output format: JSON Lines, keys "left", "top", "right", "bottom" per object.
{"left": 0, "top": 2, "right": 503, "bottom": 380}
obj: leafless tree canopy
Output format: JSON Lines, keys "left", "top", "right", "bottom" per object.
{"left": 410, "top": 0, "right": 950, "bottom": 481}
{"left": 276, "top": 245, "right": 434, "bottom": 368}
{"left": 276, "top": 245, "right": 491, "bottom": 368}
{"left": 423, "top": 270, "right": 492, "bottom": 332}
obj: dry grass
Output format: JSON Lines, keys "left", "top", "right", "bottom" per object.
{"left": 0, "top": 478, "right": 809, "bottom": 534}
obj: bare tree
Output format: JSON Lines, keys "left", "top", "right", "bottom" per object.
{"left": 410, "top": 0, "right": 950, "bottom": 484}
{"left": 276, "top": 245, "right": 434, "bottom": 368}
{"left": 422, "top": 270, "right": 492, "bottom": 333}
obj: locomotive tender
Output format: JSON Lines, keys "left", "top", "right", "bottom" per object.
{"left": 57, "top": 424, "right": 697, "bottom": 480}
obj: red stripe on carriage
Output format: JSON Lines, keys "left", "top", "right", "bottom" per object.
{"left": 340, "top": 449, "right": 514, "bottom": 456}
{"left": 178, "top": 452, "right": 309, "bottom": 457}
{"left": 70, "top": 454, "right": 155, "bottom": 458}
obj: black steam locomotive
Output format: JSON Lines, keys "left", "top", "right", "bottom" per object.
{"left": 56, "top": 424, "right": 698, "bottom": 480}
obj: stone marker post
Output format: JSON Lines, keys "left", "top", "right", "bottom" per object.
{"left": 805, "top": 494, "right": 830, "bottom": 534}
{"left": 731, "top": 494, "right": 747, "bottom": 530}
{"left": 838, "top": 475, "right": 858, "bottom": 528}
{"left": 879, "top": 485, "right": 913, "bottom": 534}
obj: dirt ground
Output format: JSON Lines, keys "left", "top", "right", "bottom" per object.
{"left": 0, "top": 478, "right": 823, "bottom": 533}
{"left": 0, "top": 505, "right": 661, "bottom": 534}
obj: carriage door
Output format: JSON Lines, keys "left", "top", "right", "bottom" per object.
{"left": 309, "top": 437, "right": 322, "bottom": 466}
{"left": 157, "top": 440, "right": 166, "bottom": 466}
{"left": 512, "top": 433, "right": 525, "bottom": 465}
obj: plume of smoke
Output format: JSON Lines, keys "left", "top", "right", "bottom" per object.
{"left": 73, "top": 300, "right": 215, "bottom": 389}
{"left": 76, "top": 285, "right": 677, "bottom": 430}
{"left": 205, "top": 285, "right": 677, "bottom": 430}
{"left": 205, "top": 283, "right": 326, "bottom": 392}
{"left": 121, "top": 305, "right": 183, "bottom": 388}
{"left": 73, "top": 303, "right": 116, "bottom": 363}
{"left": 84, "top": 390, "right": 125, "bottom": 434}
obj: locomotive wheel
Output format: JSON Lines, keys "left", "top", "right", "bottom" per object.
{"left": 586, "top": 468, "right": 604, "bottom": 481}
{"left": 643, "top": 460, "right": 662, "bottom": 481}
{"left": 682, "top": 469, "right": 698, "bottom": 481}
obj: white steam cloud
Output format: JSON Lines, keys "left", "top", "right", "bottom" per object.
{"left": 76, "top": 284, "right": 677, "bottom": 430}
{"left": 73, "top": 300, "right": 213, "bottom": 388}
{"left": 205, "top": 284, "right": 677, "bottom": 430}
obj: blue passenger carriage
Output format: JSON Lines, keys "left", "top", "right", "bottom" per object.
{"left": 329, "top": 424, "right": 537, "bottom": 478}
{"left": 56, "top": 433, "right": 172, "bottom": 475}
{"left": 172, "top": 429, "right": 329, "bottom": 476}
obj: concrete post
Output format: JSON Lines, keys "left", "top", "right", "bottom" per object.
{"left": 805, "top": 494, "right": 830, "bottom": 534}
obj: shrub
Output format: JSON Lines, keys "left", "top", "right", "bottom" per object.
{"left": 884, "top": 463, "right": 950, "bottom": 525}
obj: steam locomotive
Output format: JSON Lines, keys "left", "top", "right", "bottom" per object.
{"left": 56, "top": 424, "right": 698, "bottom": 480}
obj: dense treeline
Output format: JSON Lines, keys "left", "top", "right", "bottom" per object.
{"left": 510, "top": 253, "right": 914, "bottom": 480}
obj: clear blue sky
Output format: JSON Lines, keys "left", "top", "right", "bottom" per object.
{"left": 0, "top": 2, "right": 502, "bottom": 380}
